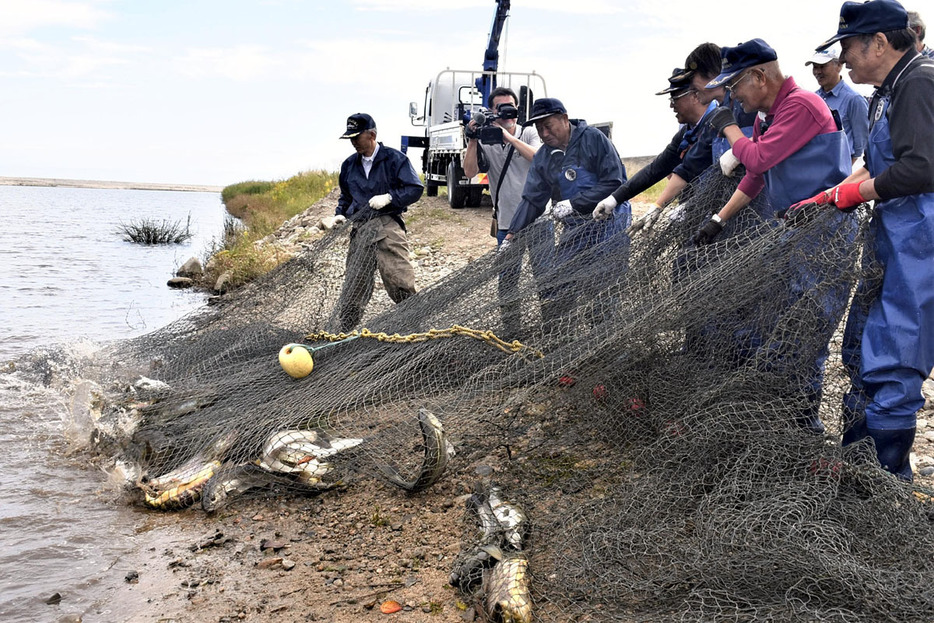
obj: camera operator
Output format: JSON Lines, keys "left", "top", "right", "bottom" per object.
{"left": 463, "top": 87, "right": 542, "bottom": 245}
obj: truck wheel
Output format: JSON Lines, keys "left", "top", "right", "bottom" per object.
{"left": 426, "top": 181, "right": 439, "bottom": 197}
{"left": 447, "top": 162, "right": 468, "bottom": 210}
{"left": 467, "top": 187, "right": 484, "bottom": 207}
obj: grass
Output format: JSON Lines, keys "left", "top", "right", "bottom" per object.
{"left": 119, "top": 214, "right": 192, "bottom": 245}
{"left": 210, "top": 170, "right": 339, "bottom": 290}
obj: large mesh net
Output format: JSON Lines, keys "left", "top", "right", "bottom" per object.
{"left": 90, "top": 167, "right": 934, "bottom": 621}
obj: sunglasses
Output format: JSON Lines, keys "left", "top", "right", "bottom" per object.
{"left": 670, "top": 89, "right": 697, "bottom": 102}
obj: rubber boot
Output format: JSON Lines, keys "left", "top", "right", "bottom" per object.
{"left": 867, "top": 427, "right": 915, "bottom": 482}
{"left": 841, "top": 409, "right": 869, "bottom": 447}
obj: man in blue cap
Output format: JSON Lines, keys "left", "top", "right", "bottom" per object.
{"left": 335, "top": 112, "right": 424, "bottom": 332}
{"left": 692, "top": 38, "right": 852, "bottom": 244}
{"left": 794, "top": 0, "right": 934, "bottom": 480}
{"left": 593, "top": 67, "right": 717, "bottom": 234}
{"left": 692, "top": 38, "right": 854, "bottom": 434}
{"left": 685, "top": 42, "right": 760, "bottom": 178}
{"left": 503, "top": 97, "right": 630, "bottom": 323}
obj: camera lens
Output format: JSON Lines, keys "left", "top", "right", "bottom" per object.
{"left": 497, "top": 104, "right": 519, "bottom": 120}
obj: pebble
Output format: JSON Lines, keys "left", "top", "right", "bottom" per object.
{"left": 256, "top": 557, "right": 283, "bottom": 569}
{"left": 920, "top": 466, "right": 934, "bottom": 477}
{"left": 281, "top": 559, "right": 296, "bottom": 571}
{"left": 918, "top": 418, "right": 929, "bottom": 430}
{"left": 923, "top": 431, "right": 934, "bottom": 442}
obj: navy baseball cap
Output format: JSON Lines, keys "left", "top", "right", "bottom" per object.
{"left": 526, "top": 97, "right": 567, "bottom": 123}
{"left": 706, "top": 39, "right": 778, "bottom": 88}
{"left": 340, "top": 113, "right": 376, "bottom": 139}
{"left": 656, "top": 67, "right": 695, "bottom": 95}
{"left": 817, "top": 0, "right": 909, "bottom": 51}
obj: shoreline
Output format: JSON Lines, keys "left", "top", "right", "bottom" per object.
{"left": 0, "top": 176, "right": 223, "bottom": 193}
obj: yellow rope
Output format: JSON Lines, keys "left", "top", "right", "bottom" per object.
{"left": 304, "top": 325, "right": 543, "bottom": 359}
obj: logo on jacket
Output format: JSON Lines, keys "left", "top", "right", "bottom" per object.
{"left": 564, "top": 168, "right": 577, "bottom": 181}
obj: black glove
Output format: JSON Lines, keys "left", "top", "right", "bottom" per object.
{"left": 693, "top": 215, "right": 723, "bottom": 246}
{"left": 464, "top": 123, "right": 480, "bottom": 140}
{"left": 708, "top": 106, "right": 738, "bottom": 137}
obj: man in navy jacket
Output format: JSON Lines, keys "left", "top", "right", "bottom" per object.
{"left": 335, "top": 113, "right": 423, "bottom": 332}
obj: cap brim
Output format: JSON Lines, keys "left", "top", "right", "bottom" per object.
{"left": 656, "top": 86, "right": 689, "bottom": 95}
{"left": 816, "top": 33, "right": 850, "bottom": 52}
{"left": 705, "top": 69, "right": 742, "bottom": 89}
{"left": 340, "top": 131, "right": 362, "bottom": 139}
{"left": 525, "top": 110, "right": 564, "bottom": 124}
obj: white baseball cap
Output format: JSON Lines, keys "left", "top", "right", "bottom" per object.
{"left": 806, "top": 43, "right": 841, "bottom": 66}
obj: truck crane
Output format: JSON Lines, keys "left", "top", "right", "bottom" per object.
{"left": 402, "top": 0, "right": 547, "bottom": 209}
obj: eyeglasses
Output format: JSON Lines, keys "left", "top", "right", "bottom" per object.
{"left": 725, "top": 71, "right": 753, "bottom": 93}
{"left": 669, "top": 89, "right": 696, "bottom": 102}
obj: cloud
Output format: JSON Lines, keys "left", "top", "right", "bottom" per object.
{"left": 1, "top": 34, "right": 144, "bottom": 80}
{"left": 0, "top": 0, "right": 111, "bottom": 37}
{"left": 173, "top": 45, "right": 281, "bottom": 81}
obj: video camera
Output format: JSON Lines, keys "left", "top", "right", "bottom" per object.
{"left": 468, "top": 103, "right": 520, "bottom": 145}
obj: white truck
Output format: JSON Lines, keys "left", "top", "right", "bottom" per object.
{"left": 403, "top": 70, "right": 548, "bottom": 209}
{"left": 401, "top": 0, "right": 548, "bottom": 209}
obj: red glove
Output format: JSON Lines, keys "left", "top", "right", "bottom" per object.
{"left": 780, "top": 190, "right": 831, "bottom": 223}
{"left": 829, "top": 182, "right": 865, "bottom": 211}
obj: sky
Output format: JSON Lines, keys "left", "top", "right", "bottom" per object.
{"left": 0, "top": 0, "right": 887, "bottom": 187}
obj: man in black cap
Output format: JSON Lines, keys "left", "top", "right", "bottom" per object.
{"left": 799, "top": 0, "right": 934, "bottom": 481}
{"left": 594, "top": 67, "right": 718, "bottom": 234}
{"left": 334, "top": 113, "right": 424, "bottom": 332}
{"left": 505, "top": 98, "right": 629, "bottom": 256}
{"left": 502, "top": 97, "right": 629, "bottom": 324}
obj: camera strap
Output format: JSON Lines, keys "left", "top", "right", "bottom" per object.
{"left": 493, "top": 145, "right": 516, "bottom": 217}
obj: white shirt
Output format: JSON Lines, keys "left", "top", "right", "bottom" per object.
{"left": 362, "top": 143, "right": 380, "bottom": 178}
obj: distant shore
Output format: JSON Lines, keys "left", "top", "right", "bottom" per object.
{"left": 0, "top": 176, "right": 223, "bottom": 193}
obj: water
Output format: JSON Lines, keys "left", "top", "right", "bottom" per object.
{"left": 0, "top": 186, "right": 227, "bottom": 622}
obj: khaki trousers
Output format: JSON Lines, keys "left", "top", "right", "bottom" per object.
{"left": 338, "top": 215, "right": 416, "bottom": 332}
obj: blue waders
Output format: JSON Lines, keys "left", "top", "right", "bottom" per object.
{"left": 842, "top": 96, "right": 934, "bottom": 481}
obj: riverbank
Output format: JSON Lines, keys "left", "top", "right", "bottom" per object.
{"left": 0, "top": 176, "right": 223, "bottom": 193}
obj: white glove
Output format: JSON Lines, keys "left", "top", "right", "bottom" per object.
{"left": 498, "top": 238, "right": 513, "bottom": 254}
{"left": 551, "top": 199, "right": 575, "bottom": 222}
{"left": 368, "top": 193, "right": 393, "bottom": 210}
{"left": 593, "top": 195, "right": 618, "bottom": 221}
{"left": 719, "top": 148, "right": 741, "bottom": 177}
{"left": 626, "top": 205, "right": 661, "bottom": 236}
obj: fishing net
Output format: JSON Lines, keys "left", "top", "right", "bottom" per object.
{"left": 90, "top": 165, "right": 934, "bottom": 621}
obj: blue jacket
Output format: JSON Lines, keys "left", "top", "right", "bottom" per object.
{"left": 336, "top": 143, "right": 423, "bottom": 223}
{"left": 508, "top": 119, "right": 626, "bottom": 233}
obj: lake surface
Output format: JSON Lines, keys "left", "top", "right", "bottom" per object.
{"left": 0, "top": 185, "right": 227, "bottom": 622}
